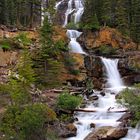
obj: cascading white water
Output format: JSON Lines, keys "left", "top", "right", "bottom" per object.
{"left": 74, "top": 0, "right": 84, "bottom": 24}
{"left": 67, "top": 58, "right": 126, "bottom": 140}
{"left": 56, "top": 0, "right": 86, "bottom": 54}
{"left": 66, "top": 30, "right": 86, "bottom": 54}
{"left": 120, "top": 123, "right": 140, "bottom": 140}
{"left": 101, "top": 57, "right": 124, "bottom": 90}
{"left": 55, "top": 0, "right": 65, "bottom": 10}
{"left": 63, "top": 0, "right": 75, "bottom": 27}
{"left": 55, "top": 1, "right": 139, "bottom": 139}
{"left": 63, "top": 0, "right": 84, "bottom": 26}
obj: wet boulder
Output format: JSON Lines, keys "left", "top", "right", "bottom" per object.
{"left": 117, "top": 112, "right": 132, "bottom": 124}
{"left": 57, "top": 123, "right": 77, "bottom": 138}
{"left": 90, "top": 123, "right": 96, "bottom": 128}
{"left": 84, "top": 126, "right": 128, "bottom": 140}
{"left": 100, "top": 91, "right": 106, "bottom": 96}
{"left": 88, "top": 95, "right": 99, "bottom": 101}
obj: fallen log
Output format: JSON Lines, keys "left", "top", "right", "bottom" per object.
{"left": 73, "top": 109, "right": 96, "bottom": 112}
{"left": 73, "top": 109, "right": 128, "bottom": 113}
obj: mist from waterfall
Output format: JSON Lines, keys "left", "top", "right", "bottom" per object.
{"left": 101, "top": 57, "right": 124, "bottom": 90}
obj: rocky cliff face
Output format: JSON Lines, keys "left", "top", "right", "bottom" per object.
{"left": 0, "top": 25, "right": 139, "bottom": 88}
{"left": 77, "top": 27, "right": 139, "bottom": 88}
{"left": 79, "top": 27, "right": 137, "bottom": 50}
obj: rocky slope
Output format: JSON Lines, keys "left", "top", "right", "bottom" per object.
{"left": 0, "top": 26, "right": 140, "bottom": 88}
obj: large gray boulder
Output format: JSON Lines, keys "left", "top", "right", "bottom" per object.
{"left": 84, "top": 126, "right": 128, "bottom": 140}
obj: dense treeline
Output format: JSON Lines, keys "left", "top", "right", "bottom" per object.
{"left": 82, "top": 0, "right": 140, "bottom": 44}
{"left": 0, "top": 0, "right": 42, "bottom": 28}
{"left": 0, "top": 0, "right": 140, "bottom": 43}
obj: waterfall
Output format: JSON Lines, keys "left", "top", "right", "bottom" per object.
{"left": 55, "top": 0, "right": 64, "bottom": 10}
{"left": 63, "top": 0, "right": 84, "bottom": 26}
{"left": 66, "top": 30, "right": 86, "bottom": 54}
{"left": 101, "top": 57, "right": 124, "bottom": 89}
{"left": 74, "top": 0, "right": 84, "bottom": 24}
{"left": 63, "top": 0, "right": 74, "bottom": 27}
{"left": 120, "top": 123, "right": 140, "bottom": 140}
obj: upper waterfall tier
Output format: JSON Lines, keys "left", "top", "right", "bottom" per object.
{"left": 66, "top": 30, "right": 82, "bottom": 38}
{"left": 101, "top": 57, "right": 124, "bottom": 89}
{"left": 66, "top": 30, "right": 86, "bottom": 54}
{"left": 63, "top": 0, "right": 84, "bottom": 26}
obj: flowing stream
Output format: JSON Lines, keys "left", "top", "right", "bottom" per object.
{"left": 55, "top": 1, "right": 140, "bottom": 139}
{"left": 68, "top": 58, "right": 125, "bottom": 140}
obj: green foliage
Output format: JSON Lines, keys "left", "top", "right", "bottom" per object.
{"left": 1, "top": 104, "right": 56, "bottom": 140}
{"left": 134, "top": 83, "right": 140, "bottom": 88}
{"left": 70, "top": 69, "right": 80, "bottom": 75}
{"left": 18, "top": 50, "right": 35, "bottom": 85}
{"left": 35, "top": 16, "right": 67, "bottom": 88}
{"left": 64, "top": 55, "right": 80, "bottom": 75}
{"left": 0, "top": 39, "right": 11, "bottom": 51}
{"left": 59, "top": 114, "right": 72, "bottom": 122}
{"left": 14, "top": 33, "right": 32, "bottom": 46}
{"left": 64, "top": 56, "right": 76, "bottom": 67}
{"left": 0, "top": 49, "right": 35, "bottom": 106}
{"left": 66, "top": 22, "right": 79, "bottom": 30}
{"left": 86, "top": 78, "right": 94, "bottom": 92}
{"left": 81, "top": 14, "right": 100, "bottom": 30}
{"left": 57, "top": 92, "right": 82, "bottom": 110}
{"left": 118, "top": 88, "right": 140, "bottom": 127}
{"left": 46, "top": 129, "right": 59, "bottom": 140}
{"left": 95, "top": 45, "right": 117, "bottom": 55}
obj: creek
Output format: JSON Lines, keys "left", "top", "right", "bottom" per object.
{"left": 55, "top": 0, "right": 140, "bottom": 139}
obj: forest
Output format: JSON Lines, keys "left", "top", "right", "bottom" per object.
{"left": 0, "top": 0, "right": 140, "bottom": 43}
{"left": 0, "top": 0, "right": 140, "bottom": 140}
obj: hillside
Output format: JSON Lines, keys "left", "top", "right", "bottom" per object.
{"left": 0, "top": 0, "right": 140, "bottom": 140}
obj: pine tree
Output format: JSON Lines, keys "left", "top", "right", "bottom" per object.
{"left": 115, "top": 0, "right": 129, "bottom": 35}
{"left": 130, "top": 0, "right": 140, "bottom": 44}
{"left": 81, "top": 0, "right": 100, "bottom": 30}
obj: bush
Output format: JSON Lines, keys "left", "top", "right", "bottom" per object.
{"left": 57, "top": 92, "right": 82, "bottom": 110}
{"left": 14, "top": 33, "right": 32, "bottom": 46}
{"left": 70, "top": 69, "right": 80, "bottom": 75}
{"left": 1, "top": 104, "right": 56, "bottom": 140}
{"left": 0, "top": 39, "right": 11, "bottom": 51}
{"left": 118, "top": 88, "right": 140, "bottom": 127}
{"left": 95, "top": 45, "right": 117, "bottom": 55}
{"left": 66, "top": 22, "right": 79, "bottom": 29}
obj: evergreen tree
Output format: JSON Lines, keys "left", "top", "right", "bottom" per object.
{"left": 35, "top": 16, "right": 66, "bottom": 88}
{"left": 115, "top": 0, "right": 129, "bottom": 35}
{"left": 130, "top": 0, "right": 140, "bottom": 44}
{"left": 81, "top": 0, "right": 100, "bottom": 30}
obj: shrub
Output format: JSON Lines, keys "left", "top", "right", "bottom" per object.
{"left": 66, "top": 22, "right": 79, "bottom": 29}
{"left": 118, "top": 88, "right": 140, "bottom": 127}
{"left": 70, "top": 69, "right": 80, "bottom": 75}
{"left": 0, "top": 39, "right": 11, "bottom": 51}
{"left": 1, "top": 104, "right": 57, "bottom": 140}
{"left": 64, "top": 56, "right": 76, "bottom": 67}
{"left": 57, "top": 92, "right": 82, "bottom": 110}
{"left": 95, "top": 45, "right": 117, "bottom": 55}
{"left": 14, "top": 33, "right": 32, "bottom": 46}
